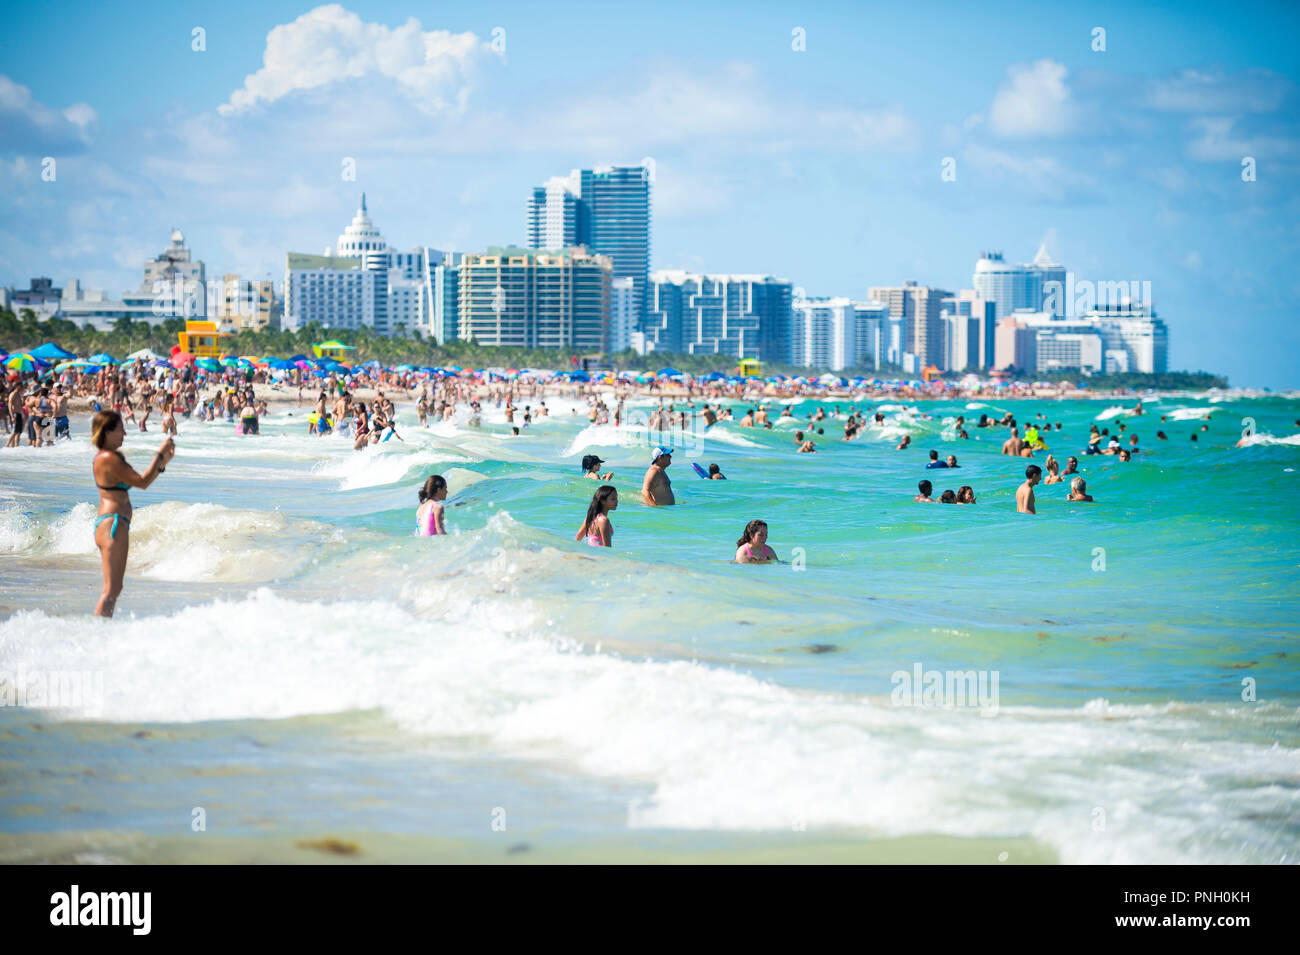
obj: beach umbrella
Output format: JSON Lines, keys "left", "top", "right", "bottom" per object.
{"left": 266, "top": 358, "right": 293, "bottom": 370}
{"left": 196, "top": 357, "right": 222, "bottom": 373}
{"left": 5, "top": 353, "right": 43, "bottom": 372}
{"left": 150, "top": 359, "right": 171, "bottom": 368}
{"left": 126, "top": 347, "right": 162, "bottom": 361}
{"left": 54, "top": 359, "right": 100, "bottom": 373}
{"left": 30, "top": 342, "right": 76, "bottom": 361}
{"left": 171, "top": 350, "right": 194, "bottom": 369}
{"left": 656, "top": 367, "right": 683, "bottom": 377}
{"left": 88, "top": 352, "right": 119, "bottom": 365}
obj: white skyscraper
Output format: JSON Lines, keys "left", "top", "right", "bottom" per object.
{"left": 285, "top": 196, "right": 449, "bottom": 335}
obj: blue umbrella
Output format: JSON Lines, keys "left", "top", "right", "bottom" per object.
{"left": 30, "top": 342, "right": 76, "bottom": 361}
{"left": 88, "top": 352, "right": 119, "bottom": 365}
{"left": 657, "top": 367, "right": 682, "bottom": 377}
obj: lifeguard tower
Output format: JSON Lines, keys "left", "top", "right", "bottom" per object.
{"left": 313, "top": 340, "right": 357, "bottom": 361}
{"left": 177, "top": 321, "right": 230, "bottom": 359}
{"left": 736, "top": 358, "right": 763, "bottom": 378}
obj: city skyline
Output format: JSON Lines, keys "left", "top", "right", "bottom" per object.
{"left": 1, "top": 1, "right": 1297, "bottom": 385}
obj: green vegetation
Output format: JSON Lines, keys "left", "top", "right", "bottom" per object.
{"left": 0, "top": 308, "right": 1227, "bottom": 389}
{"left": 1031, "top": 369, "right": 1229, "bottom": 390}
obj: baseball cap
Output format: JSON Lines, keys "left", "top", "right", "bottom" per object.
{"left": 651, "top": 447, "right": 674, "bottom": 463}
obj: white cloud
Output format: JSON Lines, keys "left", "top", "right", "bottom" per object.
{"left": 0, "top": 75, "right": 95, "bottom": 155}
{"left": 1147, "top": 69, "right": 1291, "bottom": 114}
{"left": 989, "top": 59, "right": 1072, "bottom": 138}
{"left": 816, "top": 105, "right": 916, "bottom": 151}
{"left": 1185, "top": 116, "right": 1300, "bottom": 161}
{"left": 219, "top": 4, "right": 491, "bottom": 116}
{"left": 963, "top": 144, "right": 1092, "bottom": 200}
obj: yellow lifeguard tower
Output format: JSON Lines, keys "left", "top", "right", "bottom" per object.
{"left": 313, "top": 340, "right": 357, "bottom": 361}
{"left": 178, "top": 320, "right": 230, "bottom": 358}
{"left": 736, "top": 358, "right": 763, "bottom": 378}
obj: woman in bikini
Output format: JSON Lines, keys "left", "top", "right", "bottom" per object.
{"left": 91, "top": 410, "right": 175, "bottom": 617}
{"left": 415, "top": 474, "right": 448, "bottom": 536}
{"left": 735, "top": 519, "right": 778, "bottom": 564}
{"left": 575, "top": 485, "right": 617, "bottom": 547}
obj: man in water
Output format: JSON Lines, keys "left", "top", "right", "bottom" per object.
{"left": 926, "top": 450, "right": 947, "bottom": 468}
{"left": 642, "top": 447, "right": 676, "bottom": 506}
{"left": 1002, "top": 427, "right": 1026, "bottom": 456}
{"left": 1017, "top": 464, "right": 1041, "bottom": 514}
{"left": 52, "top": 385, "right": 71, "bottom": 440}
{"left": 946, "top": 454, "right": 959, "bottom": 468}
{"left": 1067, "top": 477, "right": 1094, "bottom": 502}
{"left": 914, "top": 479, "right": 935, "bottom": 503}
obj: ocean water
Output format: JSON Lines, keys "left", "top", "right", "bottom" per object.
{"left": 1, "top": 391, "right": 1297, "bottom": 864}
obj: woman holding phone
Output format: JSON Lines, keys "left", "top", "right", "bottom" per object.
{"left": 90, "top": 410, "right": 175, "bottom": 617}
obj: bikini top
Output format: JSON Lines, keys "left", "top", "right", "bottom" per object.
{"left": 96, "top": 451, "right": 130, "bottom": 491}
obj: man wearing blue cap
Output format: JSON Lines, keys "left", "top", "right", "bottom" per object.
{"left": 642, "top": 446, "right": 676, "bottom": 506}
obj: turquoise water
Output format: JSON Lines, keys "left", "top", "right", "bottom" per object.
{"left": 1, "top": 391, "right": 1297, "bottom": 863}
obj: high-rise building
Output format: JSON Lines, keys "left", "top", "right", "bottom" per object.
{"left": 527, "top": 165, "right": 650, "bottom": 327}
{"left": 645, "top": 271, "right": 792, "bottom": 360}
{"left": 791, "top": 297, "right": 887, "bottom": 370}
{"left": 610, "top": 277, "right": 636, "bottom": 353}
{"left": 285, "top": 196, "right": 449, "bottom": 335}
{"left": 867, "top": 281, "right": 953, "bottom": 370}
{"left": 209, "top": 274, "right": 280, "bottom": 331}
{"left": 973, "top": 245, "right": 1065, "bottom": 321}
{"left": 939, "top": 289, "right": 996, "bottom": 370}
{"left": 123, "top": 228, "right": 207, "bottom": 318}
{"left": 457, "top": 246, "right": 611, "bottom": 350}
{"left": 995, "top": 304, "right": 1168, "bottom": 374}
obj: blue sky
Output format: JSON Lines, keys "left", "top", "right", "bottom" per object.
{"left": 2, "top": 0, "right": 1297, "bottom": 386}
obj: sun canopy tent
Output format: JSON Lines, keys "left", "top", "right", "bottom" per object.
{"left": 30, "top": 342, "right": 76, "bottom": 361}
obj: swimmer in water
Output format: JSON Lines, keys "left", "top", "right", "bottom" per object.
{"left": 939, "top": 489, "right": 957, "bottom": 503}
{"left": 642, "top": 447, "right": 675, "bottom": 506}
{"left": 1066, "top": 476, "right": 1094, "bottom": 502}
{"left": 576, "top": 484, "right": 617, "bottom": 547}
{"left": 957, "top": 485, "right": 976, "bottom": 504}
{"left": 897, "top": 434, "right": 911, "bottom": 450}
{"left": 1043, "top": 456, "right": 1064, "bottom": 484}
{"left": 581, "top": 454, "right": 613, "bottom": 480}
{"left": 914, "top": 479, "right": 935, "bottom": 503}
{"left": 708, "top": 463, "right": 726, "bottom": 480}
{"left": 90, "top": 410, "right": 176, "bottom": 617}
{"left": 1063, "top": 456, "right": 1080, "bottom": 475}
{"left": 415, "top": 474, "right": 448, "bottom": 536}
{"left": 1017, "top": 464, "right": 1041, "bottom": 515}
{"left": 735, "top": 519, "right": 778, "bottom": 564}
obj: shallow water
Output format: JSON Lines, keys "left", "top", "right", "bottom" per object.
{"left": 1, "top": 390, "right": 1297, "bottom": 863}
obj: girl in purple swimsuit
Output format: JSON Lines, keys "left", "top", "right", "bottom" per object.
{"left": 416, "top": 474, "right": 448, "bottom": 536}
{"left": 575, "top": 485, "right": 617, "bottom": 547}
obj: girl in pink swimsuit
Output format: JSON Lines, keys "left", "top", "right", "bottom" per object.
{"left": 575, "top": 484, "right": 617, "bottom": 547}
{"left": 735, "top": 519, "right": 778, "bottom": 564}
{"left": 415, "top": 474, "right": 448, "bottom": 536}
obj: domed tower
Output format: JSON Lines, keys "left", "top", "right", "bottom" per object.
{"left": 336, "top": 194, "right": 387, "bottom": 259}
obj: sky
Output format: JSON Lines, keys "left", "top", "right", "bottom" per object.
{"left": 1, "top": 0, "right": 1297, "bottom": 386}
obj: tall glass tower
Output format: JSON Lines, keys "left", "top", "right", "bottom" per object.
{"left": 527, "top": 165, "right": 651, "bottom": 328}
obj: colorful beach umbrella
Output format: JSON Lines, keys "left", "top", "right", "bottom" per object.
{"left": 54, "top": 359, "right": 100, "bottom": 373}
{"left": 5, "top": 353, "right": 42, "bottom": 372}
{"left": 196, "top": 357, "right": 222, "bottom": 372}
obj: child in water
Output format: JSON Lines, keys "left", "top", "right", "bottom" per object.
{"left": 576, "top": 485, "right": 617, "bottom": 547}
{"left": 415, "top": 474, "right": 448, "bottom": 535}
{"left": 735, "top": 520, "right": 779, "bottom": 564}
